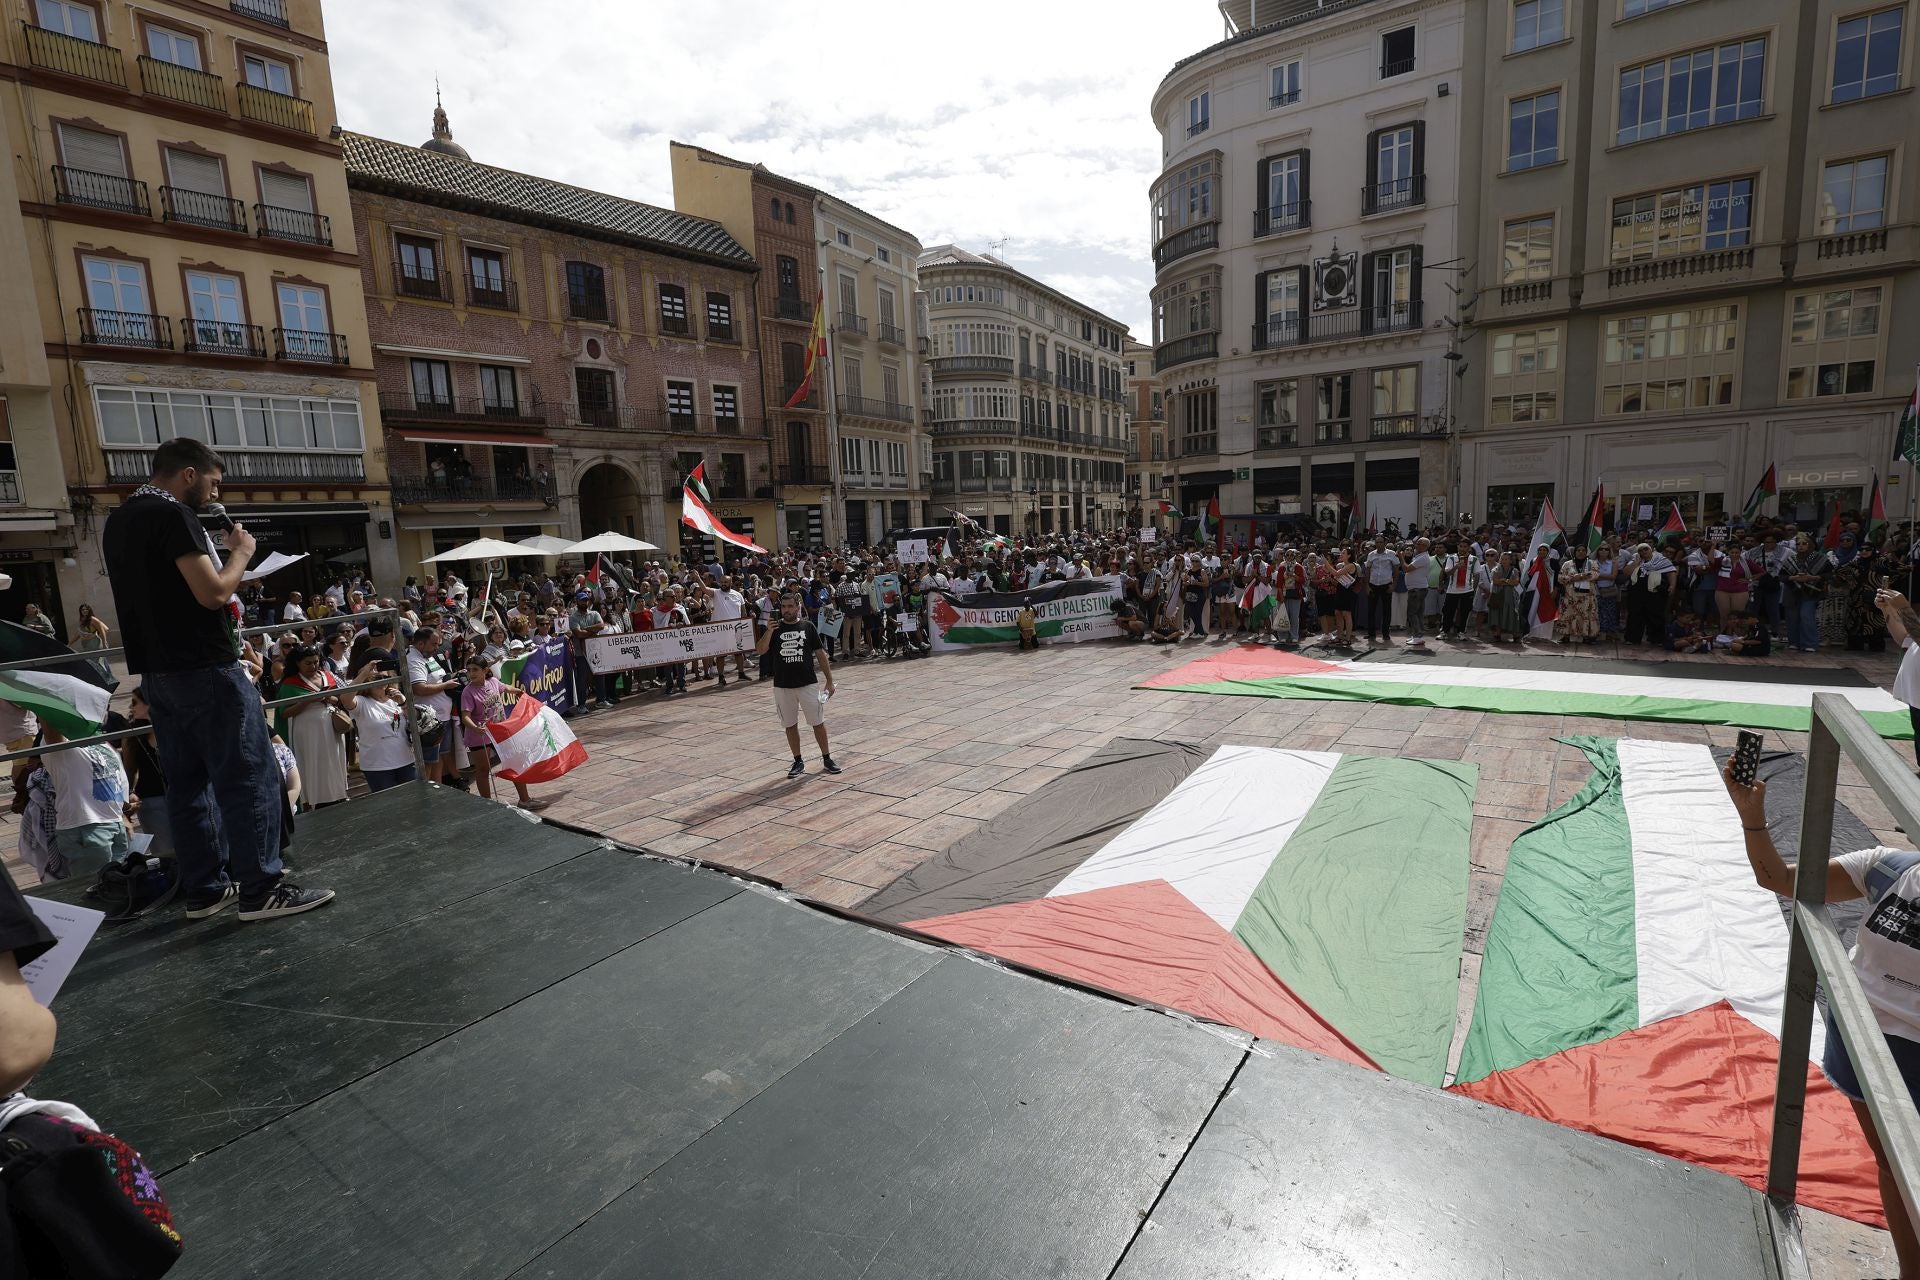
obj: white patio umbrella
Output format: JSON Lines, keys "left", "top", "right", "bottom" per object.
{"left": 514, "top": 535, "right": 577, "bottom": 556}
{"left": 563, "top": 532, "right": 660, "bottom": 554}
{"left": 420, "top": 536, "right": 539, "bottom": 564}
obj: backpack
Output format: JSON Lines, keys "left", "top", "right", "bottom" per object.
{"left": 84, "top": 850, "right": 177, "bottom": 924}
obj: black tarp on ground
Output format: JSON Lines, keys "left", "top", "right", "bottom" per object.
{"left": 859, "top": 736, "right": 1211, "bottom": 924}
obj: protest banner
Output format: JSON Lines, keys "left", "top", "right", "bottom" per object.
{"left": 897, "top": 538, "right": 931, "bottom": 565}
{"left": 500, "top": 635, "right": 574, "bottom": 715}
{"left": 584, "top": 619, "right": 754, "bottom": 674}
{"left": 927, "top": 577, "right": 1126, "bottom": 652}
{"left": 1139, "top": 527, "right": 1158, "bottom": 543}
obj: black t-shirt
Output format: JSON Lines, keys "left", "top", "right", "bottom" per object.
{"left": 0, "top": 874, "right": 55, "bottom": 967}
{"left": 101, "top": 494, "right": 238, "bottom": 673}
{"left": 764, "top": 621, "right": 821, "bottom": 689}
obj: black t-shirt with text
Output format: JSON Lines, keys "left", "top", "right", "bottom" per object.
{"left": 101, "top": 494, "right": 238, "bottom": 673}
{"left": 765, "top": 621, "right": 822, "bottom": 688}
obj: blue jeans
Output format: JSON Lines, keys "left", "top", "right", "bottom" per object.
{"left": 143, "top": 663, "right": 283, "bottom": 902}
{"left": 1788, "top": 597, "right": 1821, "bottom": 650}
{"left": 363, "top": 765, "right": 416, "bottom": 793}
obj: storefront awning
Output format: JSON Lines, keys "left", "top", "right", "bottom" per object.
{"left": 394, "top": 431, "right": 557, "bottom": 449}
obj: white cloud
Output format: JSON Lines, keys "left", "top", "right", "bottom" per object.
{"left": 323, "top": 0, "right": 1225, "bottom": 336}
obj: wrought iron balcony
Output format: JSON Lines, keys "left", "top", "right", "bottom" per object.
{"left": 395, "top": 263, "right": 450, "bottom": 301}
{"left": 79, "top": 309, "right": 170, "bottom": 349}
{"left": 928, "top": 354, "right": 1014, "bottom": 376}
{"left": 53, "top": 166, "right": 148, "bottom": 216}
{"left": 0, "top": 471, "right": 21, "bottom": 505}
{"left": 255, "top": 203, "right": 331, "bottom": 246}
{"left": 1381, "top": 57, "right": 1416, "bottom": 78}
{"left": 230, "top": 0, "right": 290, "bottom": 27}
{"left": 567, "top": 293, "right": 610, "bottom": 324}
{"left": 1186, "top": 119, "right": 1210, "bottom": 137}
{"left": 775, "top": 295, "right": 810, "bottom": 321}
{"left": 1020, "top": 364, "right": 1052, "bottom": 386}
{"left": 236, "top": 82, "right": 314, "bottom": 134}
{"left": 775, "top": 463, "right": 832, "bottom": 486}
{"left": 22, "top": 23, "right": 124, "bottom": 85}
{"left": 1270, "top": 88, "right": 1301, "bottom": 107}
{"left": 660, "top": 410, "right": 768, "bottom": 437}
{"left": 929, "top": 419, "right": 1017, "bottom": 438}
{"left": 377, "top": 391, "right": 548, "bottom": 428}
{"left": 836, "top": 311, "right": 868, "bottom": 336}
{"left": 161, "top": 186, "right": 246, "bottom": 231}
{"left": 1362, "top": 173, "right": 1425, "bottom": 215}
{"left": 390, "top": 474, "right": 557, "bottom": 507}
{"left": 105, "top": 447, "right": 363, "bottom": 483}
{"left": 1153, "top": 220, "right": 1218, "bottom": 268}
{"left": 1251, "top": 300, "right": 1423, "bottom": 349}
{"left": 839, "top": 395, "right": 914, "bottom": 423}
{"left": 876, "top": 322, "right": 906, "bottom": 346}
{"left": 566, "top": 401, "right": 637, "bottom": 431}
{"left": 1254, "top": 200, "right": 1310, "bottom": 237}
{"left": 464, "top": 273, "right": 518, "bottom": 310}
{"left": 1154, "top": 332, "right": 1218, "bottom": 371}
{"left": 273, "top": 327, "right": 347, "bottom": 364}
{"left": 182, "top": 318, "right": 266, "bottom": 357}
{"left": 138, "top": 55, "right": 225, "bottom": 111}
{"left": 933, "top": 476, "right": 1015, "bottom": 494}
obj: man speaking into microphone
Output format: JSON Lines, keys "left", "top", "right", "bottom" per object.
{"left": 101, "top": 437, "right": 334, "bottom": 922}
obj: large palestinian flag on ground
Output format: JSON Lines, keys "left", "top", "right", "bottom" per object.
{"left": 1450, "top": 737, "right": 1879, "bottom": 1225}
{"left": 1141, "top": 643, "right": 1914, "bottom": 739}
{"left": 864, "top": 740, "right": 1477, "bottom": 1085}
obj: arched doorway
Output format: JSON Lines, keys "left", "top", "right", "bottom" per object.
{"left": 577, "top": 462, "right": 644, "bottom": 540}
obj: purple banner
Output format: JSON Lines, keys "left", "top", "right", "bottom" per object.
{"left": 506, "top": 635, "right": 573, "bottom": 714}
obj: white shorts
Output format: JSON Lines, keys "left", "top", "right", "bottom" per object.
{"left": 773, "top": 684, "right": 826, "bottom": 729}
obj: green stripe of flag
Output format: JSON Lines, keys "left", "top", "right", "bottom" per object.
{"left": 1453, "top": 739, "right": 1638, "bottom": 1083}
{"left": 1155, "top": 675, "right": 1915, "bottom": 740}
{"left": 0, "top": 668, "right": 111, "bottom": 739}
{"left": 1230, "top": 754, "right": 1477, "bottom": 1085}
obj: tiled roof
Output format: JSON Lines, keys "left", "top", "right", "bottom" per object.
{"left": 917, "top": 244, "right": 1130, "bottom": 333}
{"left": 343, "top": 133, "right": 754, "bottom": 269}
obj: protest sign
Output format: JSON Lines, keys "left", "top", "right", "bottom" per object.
{"left": 584, "top": 619, "right": 754, "bottom": 673}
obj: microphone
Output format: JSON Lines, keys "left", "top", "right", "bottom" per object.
{"left": 201, "top": 502, "right": 235, "bottom": 533}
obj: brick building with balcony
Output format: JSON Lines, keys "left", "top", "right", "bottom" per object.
{"left": 345, "top": 106, "right": 767, "bottom": 567}
{"left": 1, "top": 0, "right": 393, "bottom": 620}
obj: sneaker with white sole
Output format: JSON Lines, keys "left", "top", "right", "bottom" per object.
{"left": 237, "top": 881, "right": 336, "bottom": 921}
{"left": 183, "top": 884, "right": 238, "bottom": 919}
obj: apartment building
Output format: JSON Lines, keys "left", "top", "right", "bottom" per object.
{"left": 1122, "top": 336, "right": 1167, "bottom": 526}
{"left": 920, "top": 246, "right": 1132, "bottom": 536}
{"left": 1152, "top": 0, "right": 1468, "bottom": 538}
{"left": 2, "top": 0, "right": 393, "bottom": 619}
{"left": 672, "top": 144, "right": 925, "bottom": 548}
{"left": 1460, "top": 0, "right": 1920, "bottom": 530}
{"left": 347, "top": 110, "right": 763, "bottom": 567}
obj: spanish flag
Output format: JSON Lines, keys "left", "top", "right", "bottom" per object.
{"left": 783, "top": 290, "right": 828, "bottom": 409}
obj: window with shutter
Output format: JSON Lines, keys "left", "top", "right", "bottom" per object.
{"left": 165, "top": 149, "right": 225, "bottom": 195}
{"left": 58, "top": 125, "right": 125, "bottom": 177}
{"left": 259, "top": 170, "right": 312, "bottom": 212}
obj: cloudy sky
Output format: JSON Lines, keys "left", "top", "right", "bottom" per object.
{"left": 325, "top": 1, "right": 1226, "bottom": 338}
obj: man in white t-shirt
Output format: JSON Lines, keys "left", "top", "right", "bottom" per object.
{"left": 406, "top": 625, "right": 460, "bottom": 786}
{"left": 1363, "top": 537, "right": 1399, "bottom": 644}
{"left": 1400, "top": 539, "right": 1433, "bottom": 646}
{"left": 709, "top": 575, "right": 748, "bottom": 683}
{"left": 282, "top": 592, "right": 306, "bottom": 624}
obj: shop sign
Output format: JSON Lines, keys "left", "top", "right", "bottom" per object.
{"left": 1782, "top": 468, "right": 1862, "bottom": 487}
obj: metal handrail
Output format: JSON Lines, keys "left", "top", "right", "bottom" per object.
{"left": 0, "top": 607, "right": 428, "bottom": 781}
{"left": 1769, "top": 692, "right": 1920, "bottom": 1235}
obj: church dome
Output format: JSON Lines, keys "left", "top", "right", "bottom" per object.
{"left": 420, "top": 97, "right": 469, "bottom": 161}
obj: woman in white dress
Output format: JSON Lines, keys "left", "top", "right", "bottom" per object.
{"left": 274, "top": 645, "right": 353, "bottom": 808}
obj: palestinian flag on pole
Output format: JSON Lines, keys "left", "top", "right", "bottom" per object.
{"left": 686, "top": 460, "right": 712, "bottom": 504}
{"left": 1195, "top": 500, "right": 1212, "bottom": 544}
{"left": 1138, "top": 644, "right": 1915, "bottom": 738}
{"left": 1895, "top": 373, "right": 1920, "bottom": 467}
{"left": 1156, "top": 500, "right": 1183, "bottom": 519}
{"left": 0, "top": 619, "right": 116, "bottom": 738}
{"left": 1741, "top": 463, "right": 1777, "bottom": 522}
{"left": 865, "top": 742, "right": 1477, "bottom": 1085}
{"left": 782, "top": 292, "right": 828, "bottom": 409}
{"left": 1451, "top": 738, "right": 1879, "bottom": 1224}
{"left": 487, "top": 693, "right": 588, "bottom": 784}
{"left": 1524, "top": 496, "right": 1563, "bottom": 562}
{"left": 681, "top": 483, "right": 767, "bottom": 553}
{"left": 1867, "top": 471, "right": 1887, "bottom": 543}
{"left": 1659, "top": 502, "right": 1687, "bottom": 542}
{"left": 1576, "top": 485, "right": 1605, "bottom": 553}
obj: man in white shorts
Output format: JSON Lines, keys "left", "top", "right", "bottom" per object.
{"left": 755, "top": 591, "right": 839, "bottom": 779}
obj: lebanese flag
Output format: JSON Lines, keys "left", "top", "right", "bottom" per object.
{"left": 681, "top": 484, "right": 767, "bottom": 552}
{"left": 1524, "top": 547, "right": 1558, "bottom": 637}
{"left": 488, "top": 694, "right": 588, "bottom": 784}
{"left": 1659, "top": 502, "right": 1687, "bottom": 541}
{"left": 1452, "top": 738, "right": 1879, "bottom": 1225}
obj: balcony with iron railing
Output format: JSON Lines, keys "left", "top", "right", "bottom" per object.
{"left": 1251, "top": 300, "right": 1423, "bottom": 350}
{"left": 929, "top": 419, "right": 1017, "bottom": 438}
{"left": 230, "top": 0, "right": 290, "bottom": 27}
{"left": 1362, "top": 173, "right": 1425, "bottom": 215}
{"left": 876, "top": 322, "right": 905, "bottom": 346}
{"left": 1020, "top": 364, "right": 1052, "bottom": 386}
{"left": 567, "top": 293, "right": 610, "bottom": 324}
{"left": 21, "top": 22, "right": 124, "bottom": 85}
{"left": 661, "top": 409, "right": 769, "bottom": 437}
{"left": 137, "top": 55, "right": 225, "bottom": 111}
{"left": 1155, "top": 332, "right": 1219, "bottom": 371}
{"left": 776, "top": 463, "right": 832, "bottom": 486}
{"left": 160, "top": 186, "right": 246, "bottom": 231}
{"left": 565, "top": 401, "right": 641, "bottom": 431}
{"left": 395, "top": 263, "right": 450, "bottom": 301}
{"left": 928, "top": 354, "right": 1014, "bottom": 377}
{"left": 104, "top": 447, "right": 363, "bottom": 483}
{"left": 1254, "top": 200, "right": 1310, "bottom": 237}
{"left": 775, "top": 295, "right": 810, "bottom": 322}
{"left": 78, "top": 309, "right": 170, "bottom": 349}
{"left": 1270, "top": 88, "right": 1301, "bottom": 107}
{"left": 1369, "top": 413, "right": 1429, "bottom": 439}
{"left": 181, "top": 318, "right": 266, "bottom": 358}
{"left": 389, "top": 473, "right": 557, "bottom": 507}
{"left": 931, "top": 476, "right": 1015, "bottom": 494}
{"left": 236, "top": 82, "right": 314, "bottom": 134}
{"left": 273, "top": 327, "right": 347, "bottom": 364}
{"left": 836, "top": 311, "right": 868, "bottom": 336}
{"left": 52, "top": 166, "right": 148, "bottom": 216}
{"left": 255, "top": 203, "right": 331, "bottom": 246}
{"left": 377, "top": 391, "right": 548, "bottom": 428}
{"left": 1381, "top": 57, "right": 1416, "bottom": 78}
{"left": 1153, "top": 219, "right": 1219, "bottom": 269}
{"left": 839, "top": 395, "right": 914, "bottom": 423}
{"left": 464, "top": 273, "right": 517, "bottom": 310}
{"left": 0, "top": 471, "right": 21, "bottom": 505}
